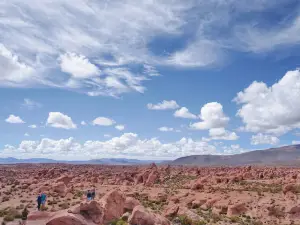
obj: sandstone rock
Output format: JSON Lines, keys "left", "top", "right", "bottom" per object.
{"left": 177, "top": 206, "right": 202, "bottom": 221}
{"left": 283, "top": 184, "right": 298, "bottom": 194}
{"left": 128, "top": 205, "right": 170, "bottom": 225}
{"left": 145, "top": 170, "right": 159, "bottom": 186}
{"left": 46, "top": 212, "right": 88, "bottom": 225}
{"left": 227, "top": 203, "right": 247, "bottom": 216}
{"left": 100, "top": 190, "right": 126, "bottom": 223}
{"left": 163, "top": 204, "right": 179, "bottom": 218}
{"left": 56, "top": 175, "right": 73, "bottom": 186}
{"left": 27, "top": 211, "right": 53, "bottom": 221}
{"left": 124, "top": 197, "right": 141, "bottom": 212}
{"left": 53, "top": 182, "right": 67, "bottom": 196}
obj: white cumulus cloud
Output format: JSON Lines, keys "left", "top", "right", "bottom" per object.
{"left": 0, "top": 133, "right": 219, "bottom": 160}
{"left": 28, "top": 124, "right": 37, "bottom": 128}
{"left": 92, "top": 117, "right": 115, "bottom": 126}
{"left": 251, "top": 133, "right": 280, "bottom": 145}
{"left": 5, "top": 115, "right": 25, "bottom": 124}
{"left": 46, "top": 112, "right": 77, "bottom": 129}
{"left": 190, "top": 102, "right": 229, "bottom": 130}
{"left": 81, "top": 121, "right": 87, "bottom": 126}
{"left": 207, "top": 128, "right": 239, "bottom": 141}
{"left": 147, "top": 100, "right": 179, "bottom": 110}
{"left": 174, "top": 107, "right": 197, "bottom": 119}
{"left": 59, "top": 52, "right": 100, "bottom": 79}
{"left": 235, "top": 69, "right": 300, "bottom": 135}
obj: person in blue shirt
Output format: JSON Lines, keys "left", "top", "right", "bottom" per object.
{"left": 37, "top": 193, "right": 42, "bottom": 211}
{"left": 41, "top": 192, "right": 47, "bottom": 209}
{"left": 87, "top": 190, "right": 92, "bottom": 201}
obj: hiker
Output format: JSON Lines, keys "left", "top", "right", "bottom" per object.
{"left": 87, "top": 190, "right": 92, "bottom": 201}
{"left": 41, "top": 192, "right": 47, "bottom": 209}
{"left": 91, "top": 188, "right": 96, "bottom": 200}
{"left": 37, "top": 193, "right": 42, "bottom": 211}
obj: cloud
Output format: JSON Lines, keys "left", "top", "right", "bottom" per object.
{"left": 92, "top": 117, "right": 115, "bottom": 126}
{"left": 234, "top": 69, "right": 300, "bottom": 135}
{"left": 0, "top": 133, "right": 219, "bottom": 160}
{"left": 59, "top": 52, "right": 100, "bottom": 79}
{"left": 81, "top": 121, "right": 87, "bottom": 126}
{"left": 28, "top": 124, "right": 37, "bottom": 128}
{"left": 5, "top": 115, "right": 25, "bottom": 124}
{"left": 292, "top": 141, "right": 300, "bottom": 145}
{"left": 233, "top": 16, "right": 300, "bottom": 53}
{"left": 24, "top": 133, "right": 29, "bottom": 137}
{"left": 190, "top": 102, "right": 229, "bottom": 130}
{"left": 251, "top": 133, "right": 280, "bottom": 145}
{"left": 147, "top": 100, "right": 179, "bottom": 110}
{"left": 46, "top": 112, "right": 77, "bottom": 129}
{"left": 158, "top": 127, "right": 174, "bottom": 132}
{"left": 222, "top": 144, "right": 246, "bottom": 155}
{"left": 0, "top": 44, "right": 35, "bottom": 87}
{"left": 22, "top": 98, "right": 42, "bottom": 109}
{"left": 115, "top": 125, "right": 125, "bottom": 131}
{"left": 1, "top": 1, "right": 299, "bottom": 97}
{"left": 174, "top": 107, "right": 197, "bottom": 119}
{"left": 206, "top": 128, "right": 239, "bottom": 141}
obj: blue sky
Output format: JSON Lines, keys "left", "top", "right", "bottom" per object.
{"left": 1, "top": 0, "right": 300, "bottom": 160}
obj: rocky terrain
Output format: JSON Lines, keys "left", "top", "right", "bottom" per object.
{"left": 1, "top": 163, "right": 300, "bottom": 225}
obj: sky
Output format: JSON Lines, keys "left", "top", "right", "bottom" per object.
{"left": 1, "top": 0, "right": 300, "bottom": 160}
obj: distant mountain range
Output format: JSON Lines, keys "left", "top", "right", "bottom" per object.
{"left": 1, "top": 144, "right": 300, "bottom": 166}
{"left": 0, "top": 157, "right": 166, "bottom": 165}
{"left": 172, "top": 144, "right": 300, "bottom": 166}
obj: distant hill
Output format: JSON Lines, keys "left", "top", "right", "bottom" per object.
{"left": 0, "top": 157, "right": 165, "bottom": 165}
{"left": 172, "top": 144, "right": 300, "bottom": 166}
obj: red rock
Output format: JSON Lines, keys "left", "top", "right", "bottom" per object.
{"left": 46, "top": 212, "right": 87, "bottom": 225}
{"left": 163, "top": 204, "right": 179, "bottom": 217}
{"left": 124, "top": 197, "right": 140, "bottom": 212}
{"left": 283, "top": 184, "right": 298, "bottom": 194}
{"left": 227, "top": 203, "right": 247, "bottom": 216}
{"left": 145, "top": 170, "right": 159, "bottom": 186}
{"left": 128, "top": 205, "right": 170, "bottom": 225}
{"left": 53, "top": 182, "right": 67, "bottom": 196}
{"left": 100, "top": 190, "right": 126, "bottom": 223}
{"left": 56, "top": 175, "right": 73, "bottom": 186}
{"left": 71, "top": 200, "right": 104, "bottom": 224}
{"left": 191, "top": 178, "right": 204, "bottom": 190}
{"left": 27, "top": 211, "right": 53, "bottom": 221}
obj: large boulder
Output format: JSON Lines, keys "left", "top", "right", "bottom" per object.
{"left": 76, "top": 201, "right": 104, "bottom": 224}
{"left": 124, "top": 197, "right": 141, "bottom": 212}
{"left": 145, "top": 170, "right": 159, "bottom": 186}
{"left": 128, "top": 205, "right": 170, "bottom": 225}
{"left": 46, "top": 212, "right": 88, "bottom": 225}
{"left": 53, "top": 182, "right": 67, "bottom": 196}
{"left": 56, "top": 175, "right": 73, "bottom": 186}
{"left": 27, "top": 211, "right": 53, "bottom": 221}
{"left": 100, "top": 190, "right": 126, "bottom": 224}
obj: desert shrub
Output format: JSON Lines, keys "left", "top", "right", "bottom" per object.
{"left": 178, "top": 215, "right": 193, "bottom": 225}
{"left": 109, "top": 219, "right": 128, "bottom": 225}
{"left": 58, "top": 202, "right": 69, "bottom": 209}
{"left": 3, "top": 214, "right": 14, "bottom": 222}
{"left": 194, "top": 221, "right": 206, "bottom": 225}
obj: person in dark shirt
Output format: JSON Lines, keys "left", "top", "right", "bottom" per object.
{"left": 37, "top": 193, "right": 42, "bottom": 211}
{"left": 91, "top": 188, "right": 96, "bottom": 200}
